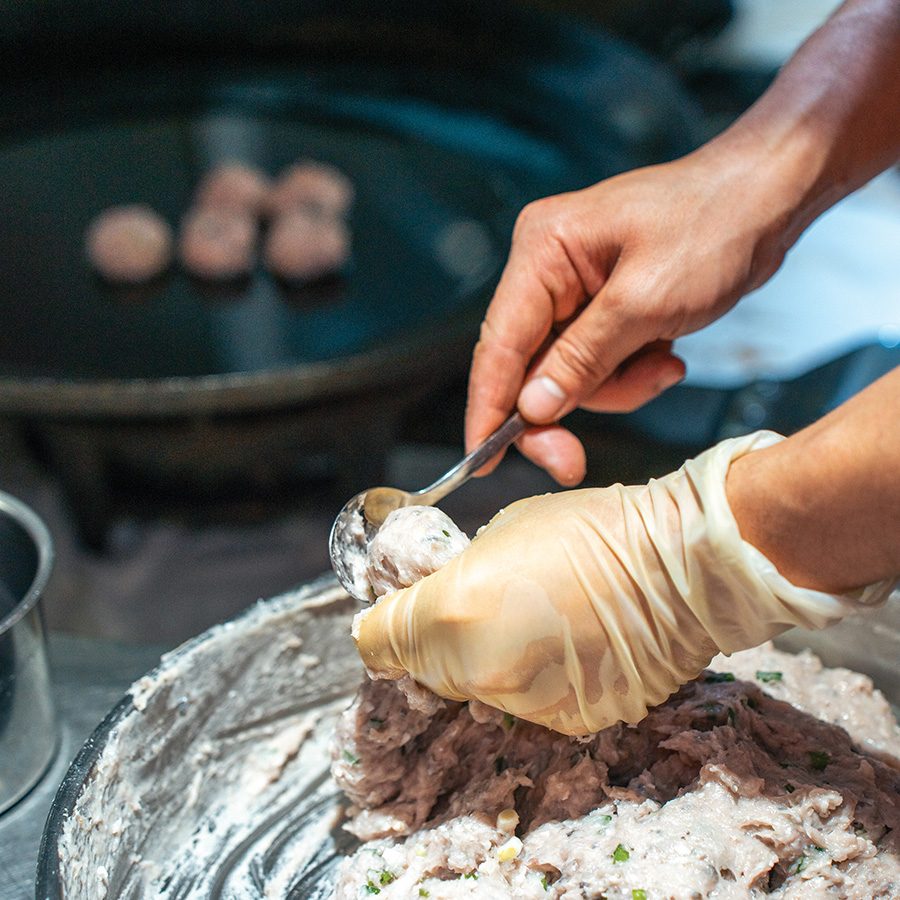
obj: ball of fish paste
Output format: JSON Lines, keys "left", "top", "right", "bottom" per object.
{"left": 267, "top": 162, "right": 354, "bottom": 218}
{"left": 178, "top": 207, "right": 257, "bottom": 280}
{"left": 194, "top": 163, "right": 272, "bottom": 216}
{"left": 85, "top": 205, "right": 173, "bottom": 283}
{"left": 365, "top": 506, "right": 470, "bottom": 597}
{"left": 263, "top": 210, "right": 350, "bottom": 281}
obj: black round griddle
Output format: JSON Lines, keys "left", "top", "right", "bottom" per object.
{"left": 0, "top": 0, "right": 698, "bottom": 418}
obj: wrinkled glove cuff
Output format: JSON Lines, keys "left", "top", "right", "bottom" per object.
{"left": 682, "top": 430, "right": 896, "bottom": 654}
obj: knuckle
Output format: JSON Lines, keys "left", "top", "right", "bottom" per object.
{"left": 551, "top": 333, "right": 609, "bottom": 384}
{"left": 513, "top": 199, "right": 547, "bottom": 237}
{"left": 476, "top": 316, "right": 500, "bottom": 347}
{"left": 470, "top": 332, "right": 489, "bottom": 367}
{"left": 599, "top": 276, "right": 640, "bottom": 319}
{"left": 513, "top": 197, "right": 569, "bottom": 246}
{"left": 606, "top": 269, "right": 677, "bottom": 332}
{"left": 470, "top": 322, "right": 522, "bottom": 378}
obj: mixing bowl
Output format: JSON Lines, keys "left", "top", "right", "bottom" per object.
{"left": 37, "top": 575, "right": 898, "bottom": 898}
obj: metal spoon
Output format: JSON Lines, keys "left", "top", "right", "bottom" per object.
{"left": 329, "top": 412, "right": 526, "bottom": 601}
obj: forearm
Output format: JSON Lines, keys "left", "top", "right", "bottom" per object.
{"left": 727, "top": 367, "right": 900, "bottom": 593}
{"left": 697, "top": 0, "right": 900, "bottom": 256}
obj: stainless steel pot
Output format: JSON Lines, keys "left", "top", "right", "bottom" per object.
{"left": 0, "top": 490, "right": 56, "bottom": 815}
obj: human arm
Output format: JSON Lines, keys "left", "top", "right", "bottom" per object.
{"left": 467, "top": 0, "right": 900, "bottom": 484}
{"left": 727, "top": 367, "right": 900, "bottom": 593}
{"left": 356, "top": 369, "right": 899, "bottom": 735}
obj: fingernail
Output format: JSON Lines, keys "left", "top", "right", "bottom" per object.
{"left": 519, "top": 375, "right": 566, "bottom": 421}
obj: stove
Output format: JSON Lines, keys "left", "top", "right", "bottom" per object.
{"left": 0, "top": 403, "right": 563, "bottom": 647}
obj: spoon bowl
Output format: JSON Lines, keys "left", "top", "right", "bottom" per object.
{"left": 328, "top": 491, "right": 377, "bottom": 603}
{"left": 329, "top": 412, "right": 526, "bottom": 601}
{"left": 361, "top": 486, "right": 415, "bottom": 528}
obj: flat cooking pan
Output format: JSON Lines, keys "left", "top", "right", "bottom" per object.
{"left": 0, "top": 0, "right": 698, "bottom": 419}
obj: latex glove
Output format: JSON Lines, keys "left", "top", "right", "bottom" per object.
{"left": 355, "top": 431, "right": 893, "bottom": 735}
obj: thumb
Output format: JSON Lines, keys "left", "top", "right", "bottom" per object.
{"left": 354, "top": 562, "right": 473, "bottom": 702}
{"left": 353, "top": 584, "right": 417, "bottom": 679}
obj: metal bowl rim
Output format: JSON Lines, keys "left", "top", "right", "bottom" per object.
{"left": 35, "top": 574, "right": 346, "bottom": 900}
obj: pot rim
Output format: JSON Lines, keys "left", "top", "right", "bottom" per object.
{"left": 0, "top": 490, "right": 54, "bottom": 635}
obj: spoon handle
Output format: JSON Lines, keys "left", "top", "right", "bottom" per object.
{"left": 415, "top": 412, "right": 527, "bottom": 506}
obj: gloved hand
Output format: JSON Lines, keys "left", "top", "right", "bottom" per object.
{"left": 355, "top": 431, "right": 893, "bottom": 735}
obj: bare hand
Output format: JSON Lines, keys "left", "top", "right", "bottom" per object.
{"left": 466, "top": 144, "right": 799, "bottom": 484}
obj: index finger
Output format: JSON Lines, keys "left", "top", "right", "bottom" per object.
{"left": 465, "top": 216, "right": 596, "bottom": 476}
{"left": 464, "top": 264, "right": 549, "bottom": 446}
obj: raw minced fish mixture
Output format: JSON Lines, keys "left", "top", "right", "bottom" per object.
{"left": 330, "top": 507, "right": 899, "bottom": 898}
{"left": 331, "top": 645, "right": 899, "bottom": 899}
